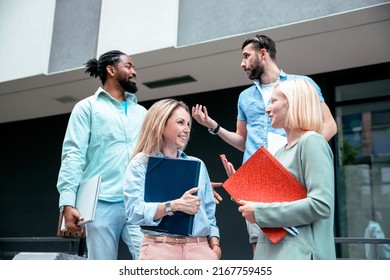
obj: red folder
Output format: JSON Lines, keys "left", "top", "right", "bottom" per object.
{"left": 222, "top": 146, "right": 307, "bottom": 243}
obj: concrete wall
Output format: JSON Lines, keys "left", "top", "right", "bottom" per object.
{"left": 2, "top": 0, "right": 387, "bottom": 82}
{"left": 48, "top": 0, "right": 101, "bottom": 73}
{"left": 98, "top": 0, "right": 178, "bottom": 55}
{"left": 0, "top": 0, "right": 55, "bottom": 82}
{"left": 177, "top": 0, "right": 388, "bottom": 46}
{"left": 0, "top": 0, "right": 179, "bottom": 82}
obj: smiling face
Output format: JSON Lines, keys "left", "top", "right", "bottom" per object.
{"left": 266, "top": 88, "right": 289, "bottom": 128}
{"left": 162, "top": 106, "right": 191, "bottom": 154}
{"left": 115, "top": 55, "right": 138, "bottom": 93}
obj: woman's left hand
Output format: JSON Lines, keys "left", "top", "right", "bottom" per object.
{"left": 174, "top": 187, "right": 201, "bottom": 215}
{"left": 220, "top": 154, "right": 236, "bottom": 177}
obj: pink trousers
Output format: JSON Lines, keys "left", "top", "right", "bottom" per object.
{"left": 140, "top": 235, "right": 218, "bottom": 260}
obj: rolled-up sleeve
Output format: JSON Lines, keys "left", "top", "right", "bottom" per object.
{"left": 124, "top": 153, "right": 161, "bottom": 226}
{"left": 201, "top": 163, "right": 220, "bottom": 239}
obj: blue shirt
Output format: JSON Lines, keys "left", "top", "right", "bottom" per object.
{"left": 57, "top": 87, "right": 147, "bottom": 206}
{"left": 237, "top": 70, "right": 325, "bottom": 163}
{"left": 124, "top": 150, "right": 220, "bottom": 239}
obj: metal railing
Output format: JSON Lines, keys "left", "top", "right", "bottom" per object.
{"left": 2, "top": 236, "right": 390, "bottom": 260}
{"left": 0, "top": 237, "right": 86, "bottom": 260}
{"left": 335, "top": 237, "right": 390, "bottom": 244}
{"left": 335, "top": 237, "right": 390, "bottom": 260}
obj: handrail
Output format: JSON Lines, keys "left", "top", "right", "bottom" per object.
{"left": 334, "top": 237, "right": 390, "bottom": 244}
{"left": 0, "top": 237, "right": 86, "bottom": 259}
{"left": 2, "top": 237, "right": 390, "bottom": 260}
{"left": 0, "top": 237, "right": 80, "bottom": 242}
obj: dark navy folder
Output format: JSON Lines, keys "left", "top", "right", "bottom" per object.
{"left": 142, "top": 156, "right": 201, "bottom": 236}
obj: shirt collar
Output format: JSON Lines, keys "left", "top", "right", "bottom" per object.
{"left": 154, "top": 149, "right": 188, "bottom": 159}
{"left": 124, "top": 91, "right": 138, "bottom": 104}
{"left": 253, "top": 69, "right": 287, "bottom": 85}
{"left": 95, "top": 87, "right": 138, "bottom": 104}
{"left": 279, "top": 69, "right": 287, "bottom": 80}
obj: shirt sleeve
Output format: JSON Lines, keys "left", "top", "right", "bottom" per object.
{"left": 124, "top": 154, "right": 161, "bottom": 226}
{"left": 306, "top": 77, "right": 324, "bottom": 102}
{"left": 237, "top": 92, "right": 247, "bottom": 121}
{"left": 56, "top": 100, "right": 92, "bottom": 207}
{"left": 200, "top": 161, "right": 220, "bottom": 239}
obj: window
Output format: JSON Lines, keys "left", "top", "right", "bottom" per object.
{"left": 335, "top": 79, "right": 390, "bottom": 259}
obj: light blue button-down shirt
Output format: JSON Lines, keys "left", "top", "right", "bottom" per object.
{"left": 57, "top": 87, "right": 147, "bottom": 206}
{"left": 237, "top": 70, "right": 324, "bottom": 163}
{"left": 124, "top": 150, "right": 220, "bottom": 239}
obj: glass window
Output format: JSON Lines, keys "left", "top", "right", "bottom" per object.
{"left": 335, "top": 79, "right": 390, "bottom": 259}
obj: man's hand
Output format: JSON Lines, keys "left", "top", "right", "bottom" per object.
{"left": 211, "top": 182, "right": 223, "bottom": 204}
{"left": 63, "top": 206, "right": 83, "bottom": 232}
{"left": 191, "top": 104, "right": 218, "bottom": 129}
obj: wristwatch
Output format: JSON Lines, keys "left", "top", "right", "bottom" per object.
{"left": 208, "top": 124, "right": 220, "bottom": 135}
{"left": 165, "top": 201, "right": 174, "bottom": 216}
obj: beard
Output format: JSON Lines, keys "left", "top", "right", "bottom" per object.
{"left": 248, "top": 56, "right": 264, "bottom": 80}
{"left": 119, "top": 77, "right": 138, "bottom": 93}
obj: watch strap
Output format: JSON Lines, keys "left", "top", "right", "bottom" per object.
{"left": 165, "top": 201, "right": 174, "bottom": 216}
{"left": 208, "top": 124, "right": 220, "bottom": 135}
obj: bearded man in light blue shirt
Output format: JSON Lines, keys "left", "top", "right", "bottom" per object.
{"left": 56, "top": 50, "right": 147, "bottom": 260}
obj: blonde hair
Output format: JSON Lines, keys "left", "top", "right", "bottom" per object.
{"left": 276, "top": 79, "right": 323, "bottom": 134}
{"left": 132, "top": 98, "right": 191, "bottom": 158}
